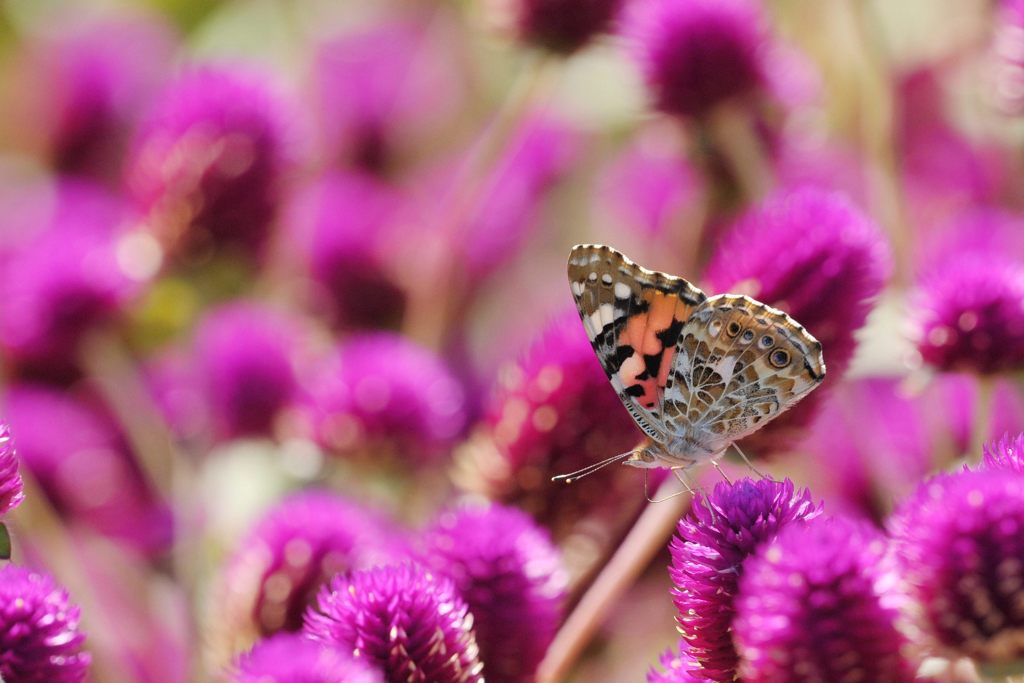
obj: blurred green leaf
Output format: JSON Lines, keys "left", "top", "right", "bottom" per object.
{"left": 0, "top": 523, "right": 10, "bottom": 560}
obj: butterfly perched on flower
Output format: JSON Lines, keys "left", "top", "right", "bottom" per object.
{"left": 566, "top": 244, "right": 825, "bottom": 473}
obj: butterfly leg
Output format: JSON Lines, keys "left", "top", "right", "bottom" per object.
{"left": 673, "top": 467, "right": 717, "bottom": 524}
{"left": 731, "top": 442, "right": 774, "bottom": 481}
{"left": 710, "top": 458, "right": 732, "bottom": 485}
{"left": 644, "top": 467, "right": 691, "bottom": 503}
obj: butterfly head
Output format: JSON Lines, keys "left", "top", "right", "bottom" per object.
{"left": 623, "top": 445, "right": 668, "bottom": 469}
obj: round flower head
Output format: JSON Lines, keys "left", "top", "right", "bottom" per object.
{"left": 487, "top": 0, "right": 625, "bottom": 54}
{"left": 734, "top": 516, "right": 916, "bottom": 682}
{"left": 215, "top": 491, "right": 402, "bottom": 662}
{"left": 305, "top": 563, "right": 485, "bottom": 683}
{"left": 421, "top": 503, "right": 567, "bottom": 683}
{"left": 0, "top": 424, "right": 24, "bottom": 517}
{"left": 628, "top": 0, "right": 769, "bottom": 119}
{"left": 983, "top": 433, "right": 1024, "bottom": 473}
{"left": 647, "top": 641, "right": 704, "bottom": 682}
{"left": 193, "top": 302, "right": 299, "bottom": 439}
{"left": 0, "top": 565, "right": 90, "bottom": 682}
{"left": 889, "top": 469, "right": 1024, "bottom": 665}
{"left": 233, "top": 633, "right": 383, "bottom": 683}
{"left": 126, "top": 66, "right": 290, "bottom": 258}
{"left": 669, "top": 477, "right": 821, "bottom": 681}
{"left": 307, "top": 333, "right": 466, "bottom": 462}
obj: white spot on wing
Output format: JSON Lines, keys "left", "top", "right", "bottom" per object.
{"left": 571, "top": 281, "right": 584, "bottom": 296}
{"left": 614, "top": 282, "right": 631, "bottom": 299}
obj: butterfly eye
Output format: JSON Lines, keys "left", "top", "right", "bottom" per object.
{"left": 759, "top": 335, "right": 774, "bottom": 349}
{"left": 770, "top": 349, "right": 791, "bottom": 368}
{"left": 726, "top": 321, "right": 742, "bottom": 337}
{"left": 741, "top": 329, "right": 755, "bottom": 343}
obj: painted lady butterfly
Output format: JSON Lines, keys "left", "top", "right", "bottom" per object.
{"left": 567, "top": 244, "right": 825, "bottom": 472}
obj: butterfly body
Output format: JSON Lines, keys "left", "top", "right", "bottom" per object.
{"left": 568, "top": 244, "right": 825, "bottom": 471}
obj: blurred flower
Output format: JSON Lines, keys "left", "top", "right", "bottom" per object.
{"left": 126, "top": 66, "right": 290, "bottom": 258}
{"left": 305, "top": 563, "right": 485, "bottom": 683}
{"left": 4, "top": 384, "right": 171, "bottom": 554}
{"left": 647, "top": 641, "right": 704, "bottom": 683}
{"left": 0, "top": 424, "right": 24, "bottom": 517}
{"left": 142, "top": 348, "right": 208, "bottom": 443}
{"left": 215, "top": 490, "right": 402, "bottom": 663}
{"left": 627, "top": 0, "right": 770, "bottom": 119}
{"left": 421, "top": 503, "right": 566, "bottom": 683}
{"left": 487, "top": 0, "right": 625, "bottom": 54}
{"left": 306, "top": 333, "right": 467, "bottom": 462}
{"left": 193, "top": 302, "right": 299, "bottom": 439}
{"left": 233, "top": 633, "right": 383, "bottom": 683}
{"left": 889, "top": 469, "right": 1024, "bottom": 665}
{"left": 993, "top": 0, "right": 1024, "bottom": 115}
{"left": 704, "top": 187, "right": 891, "bottom": 452}
{"left": 938, "top": 374, "right": 1024, "bottom": 457}
{"left": 286, "top": 172, "right": 406, "bottom": 330}
{"left": 0, "top": 564, "right": 90, "bottom": 682}
{"left": 734, "top": 516, "right": 916, "bottom": 682}
{"left": 669, "top": 478, "right": 821, "bottom": 681}
{"left": 982, "top": 432, "right": 1024, "bottom": 472}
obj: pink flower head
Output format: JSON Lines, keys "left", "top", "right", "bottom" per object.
{"left": 496, "top": 0, "right": 625, "bottom": 54}
{"left": 982, "top": 432, "right": 1024, "bottom": 473}
{"left": 0, "top": 424, "right": 24, "bottom": 517}
{"left": 647, "top": 641, "right": 707, "bottom": 682}
{"left": 233, "top": 633, "right": 383, "bottom": 683}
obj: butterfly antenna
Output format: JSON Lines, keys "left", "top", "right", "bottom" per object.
{"left": 730, "top": 442, "right": 773, "bottom": 481}
{"left": 551, "top": 449, "right": 637, "bottom": 484}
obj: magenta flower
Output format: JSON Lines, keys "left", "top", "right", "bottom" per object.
{"left": 734, "top": 516, "right": 916, "bottom": 682}
{"left": 193, "top": 302, "right": 299, "bottom": 439}
{"left": 126, "top": 66, "right": 290, "bottom": 258}
{"left": 233, "top": 633, "right": 383, "bottom": 683}
{"left": 305, "top": 563, "right": 485, "bottom": 683}
{"left": 647, "top": 641, "right": 704, "bottom": 682}
{"left": 889, "top": 469, "right": 1024, "bottom": 665}
{"left": 982, "top": 433, "right": 1024, "bottom": 472}
{"left": 286, "top": 173, "right": 406, "bottom": 329}
{"left": 494, "top": 0, "right": 625, "bottom": 54}
{"left": 421, "top": 503, "right": 567, "bottom": 683}
{"left": 669, "top": 477, "right": 822, "bottom": 681}
{"left": 0, "top": 565, "right": 90, "bottom": 682}
{"left": 0, "top": 425, "right": 24, "bottom": 517}
{"left": 307, "top": 333, "right": 466, "bottom": 462}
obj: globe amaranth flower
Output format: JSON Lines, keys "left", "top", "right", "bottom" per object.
{"left": 647, "top": 641, "right": 704, "bottom": 683}
{"left": 486, "top": 0, "right": 625, "bottom": 54}
{"left": 669, "top": 477, "right": 822, "bottom": 681}
{"left": 420, "top": 503, "right": 567, "bottom": 683}
{"left": 305, "top": 563, "right": 485, "bottom": 683}
{"left": 233, "top": 633, "right": 383, "bottom": 683}
{"left": 0, "top": 564, "right": 90, "bottom": 682}
{"left": 214, "top": 490, "right": 403, "bottom": 665}
{"left": 889, "top": 469, "right": 1024, "bottom": 666}
{"left": 126, "top": 66, "right": 290, "bottom": 258}
{"left": 306, "top": 333, "right": 467, "bottom": 462}
{"left": 982, "top": 432, "right": 1024, "bottom": 472}
{"left": 4, "top": 384, "right": 171, "bottom": 555}
{"left": 0, "top": 424, "right": 24, "bottom": 517}
{"left": 734, "top": 515, "right": 916, "bottom": 682}
{"left": 704, "top": 187, "right": 891, "bottom": 453}
{"left": 286, "top": 173, "right": 406, "bottom": 330}
{"left": 194, "top": 302, "right": 300, "bottom": 439}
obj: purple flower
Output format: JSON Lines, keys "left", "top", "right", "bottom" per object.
{"left": 0, "top": 424, "right": 24, "bottom": 517}
{"left": 233, "top": 633, "right": 383, "bottom": 683}
{"left": 668, "top": 477, "right": 822, "bottom": 681}
{"left": 734, "top": 516, "right": 916, "bottom": 682}
{"left": 421, "top": 503, "right": 567, "bottom": 683}
{"left": 492, "top": 0, "right": 625, "bottom": 54}
{"left": 0, "top": 564, "right": 90, "bottom": 682}
{"left": 627, "top": 0, "right": 770, "bottom": 119}
{"left": 126, "top": 66, "right": 290, "bottom": 258}
{"left": 193, "top": 302, "right": 300, "bottom": 439}
{"left": 889, "top": 469, "right": 1024, "bottom": 664}
{"left": 983, "top": 433, "right": 1024, "bottom": 472}
{"left": 305, "top": 563, "right": 485, "bottom": 683}
{"left": 142, "top": 348, "right": 208, "bottom": 442}
{"left": 307, "top": 333, "right": 466, "bottom": 462}
{"left": 215, "top": 491, "right": 402, "bottom": 662}
{"left": 286, "top": 173, "right": 406, "bottom": 330}
{"left": 647, "top": 641, "right": 704, "bottom": 682}
{"left": 4, "top": 384, "right": 172, "bottom": 554}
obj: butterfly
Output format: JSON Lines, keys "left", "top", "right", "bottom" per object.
{"left": 565, "top": 244, "right": 825, "bottom": 475}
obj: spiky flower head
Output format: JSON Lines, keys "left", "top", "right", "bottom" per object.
{"left": 0, "top": 565, "right": 90, "bottom": 682}
{"left": 305, "top": 563, "right": 485, "bottom": 683}
{"left": 0, "top": 424, "right": 24, "bottom": 517}
{"left": 668, "top": 477, "right": 822, "bottom": 681}
{"left": 983, "top": 433, "right": 1024, "bottom": 473}
{"left": 734, "top": 515, "right": 916, "bottom": 682}
{"left": 421, "top": 503, "right": 567, "bottom": 683}
{"left": 487, "top": 0, "right": 625, "bottom": 54}
{"left": 647, "top": 641, "right": 704, "bottom": 682}
{"left": 232, "top": 633, "right": 383, "bottom": 683}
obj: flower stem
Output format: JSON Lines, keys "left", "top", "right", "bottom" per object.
{"left": 705, "top": 102, "right": 773, "bottom": 203}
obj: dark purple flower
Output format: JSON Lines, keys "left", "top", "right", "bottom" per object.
{"left": 215, "top": 490, "right": 402, "bottom": 661}
{"left": 668, "top": 477, "right": 822, "bottom": 681}
{"left": 4, "top": 384, "right": 171, "bottom": 554}
{"left": 627, "top": 0, "right": 769, "bottom": 119}
{"left": 983, "top": 433, "right": 1024, "bottom": 472}
{"left": 305, "top": 563, "right": 485, "bottom": 683}
{"left": 734, "top": 516, "right": 916, "bottom": 682}
{"left": 286, "top": 173, "right": 406, "bottom": 330}
{"left": 233, "top": 633, "right": 383, "bottom": 683}
{"left": 647, "top": 641, "right": 704, "bottom": 683}
{"left": 194, "top": 302, "right": 299, "bottom": 439}
{"left": 493, "top": 0, "right": 625, "bottom": 54}
{"left": 0, "top": 564, "right": 90, "bottom": 682}
{"left": 126, "top": 66, "right": 290, "bottom": 258}
{"left": 0, "top": 424, "right": 24, "bottom": 517}
{"left": 421, "top": 503, "right": 567, "bottom": 683}
{"left": 307, "top": 333, "right": 466, "bottom": 462}
{"left": 889, "top": 469, "right": 1024, "bottom": 664}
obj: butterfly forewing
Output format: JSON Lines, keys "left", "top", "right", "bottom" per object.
{"left": 568, "top": 244, "right": 707, "bottom": 440}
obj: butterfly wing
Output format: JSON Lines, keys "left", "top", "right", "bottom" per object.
{"left": 661, "top": 294, "right": 826, "bottom": 455}
{"left": 568, "top": 244, "right": 707, "bottom": 441}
